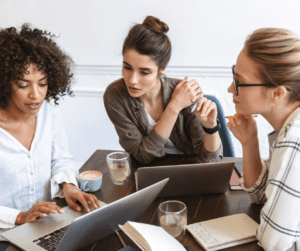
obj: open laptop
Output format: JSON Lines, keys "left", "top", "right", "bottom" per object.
{"left": 135, "top": 162, "right": 234, "bottom": 197}
{"left": 2, "top": 178, "right": 169, "bottom": 251}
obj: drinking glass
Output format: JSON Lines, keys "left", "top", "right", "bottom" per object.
{"left": 158, "top": 200, "right": 187, "bottom": 240}
{"left": 106, "top": 152, "right": 131, "bottom": 185}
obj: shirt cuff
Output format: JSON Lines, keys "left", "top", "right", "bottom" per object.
{"left": 148, "top": 129, "right": 168, "bottom": 146}
{"left": 203, "top": 142, "right": 223, "bottom": 162}
{"left": 51, "top": 170, "right": 79, "bottom": 199}
{"left": 239, "top": 159, "right": 269, "bottom": 192}
{"left": 0, "top": 207, "right": 21, "bottom": 229}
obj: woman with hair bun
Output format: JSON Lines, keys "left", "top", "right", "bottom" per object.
{"left": 0, "top": 24, "right": 100, "bottom": 238}
{"left": 104, "top": 16, "right": 222, "bottom": 164}
{"left": 227, "top": 28, "right": 300, "bottom": 250}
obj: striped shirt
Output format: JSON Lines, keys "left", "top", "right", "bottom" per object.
{"left": 240, "top": 107, "right": 300, "bottom": 251}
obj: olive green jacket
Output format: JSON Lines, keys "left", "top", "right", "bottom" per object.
{"left": 103, "top": 76, "right": 222, "bottom": 164}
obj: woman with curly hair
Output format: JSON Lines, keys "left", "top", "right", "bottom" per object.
{"left": 104, "top": 16, "right": 222, "bottom": 165}
{"left": 227, "top": 28, "right": 300, "bottom": 250}
{"left": 0, "top": 24, "right": 100, "bottom": 238}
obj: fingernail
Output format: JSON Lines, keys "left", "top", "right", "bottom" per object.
{"left": 52, "top": 210, "right": 57, "bottom": 214}
{"left": 77, "top": 207, "right": 81, "bottom": 211}
{"left": 42, "top": 213, "right": 47, "bottom": 217}
{"left": 59, "top": 209, "right": 64, "bottom": 213}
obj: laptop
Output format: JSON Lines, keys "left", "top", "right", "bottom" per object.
{"left": 2, "top": 178, "right": 169, "bottom": 251}
{"left": 135, "top": 162, "right": 234, "bottom": 197}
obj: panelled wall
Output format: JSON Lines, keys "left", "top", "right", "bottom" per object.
{"left": 58, "top": 65, "right": 273, "bottom": 164}
{"left": 2, "top": 0, "right": 299, "bottom": 164}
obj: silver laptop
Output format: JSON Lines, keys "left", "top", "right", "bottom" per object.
{"left": 2, "top": 178, "right": 169, "bottom": 251}
{"left": 135, "top": 162, "right": 234, "bottom": 197}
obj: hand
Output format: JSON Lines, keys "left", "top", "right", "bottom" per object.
{"left": 194, "top": 97, "right": 218, "bottom": 128}
{"left": 170, "top": 76, "right": 202, "bottom": 112}
{"left": 227, "top": 114, "right": 258, "bottom": 146}
{"left": 62, "top": 183, "right": 101, "bottom": 213}
{"left": 15, "top": 201, "right": 64, "bottom": 225}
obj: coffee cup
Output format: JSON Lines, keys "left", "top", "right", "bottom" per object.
{"left": 79, "top": 170, "right": 102, "bottom": 192}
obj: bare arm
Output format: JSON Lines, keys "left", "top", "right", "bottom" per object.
{"left": 204, "top": 129, "right": 222, "bottom": 153}
{"left": 227, "top": 115, "right": 263, "bottom": 188}
{"left": 242, "top": 138, "right": 263, "bottom": 188}
{"left": 153, "top": 77, "right": 201, "bottom": 139}
{"left": 194, "top": 96, "right": 221, "bottom": 153}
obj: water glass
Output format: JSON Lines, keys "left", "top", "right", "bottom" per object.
{"left": 158, "top": 200, "right": 187, "bottom": 240}
{"left": 106, "top": 152, "right": 131, "bottom": 185}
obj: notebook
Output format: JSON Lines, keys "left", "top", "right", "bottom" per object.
{"left": 187, "top": 214, "right": 258, "bottom": 251}
{"left": 119, "top": 221, "right": 186, "bottom": 251}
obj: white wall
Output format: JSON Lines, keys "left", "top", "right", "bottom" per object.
{"left": 2, "top": 0, "right": 299, "bottom": 163}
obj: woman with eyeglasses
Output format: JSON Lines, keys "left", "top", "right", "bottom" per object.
{"left": 104, "top": 16, "right": 222, "bottom": 165}
{"left": 227, "top": 28, "right": 300, "bottom": 250}
{"left": 0, "top": 24, "right": 100, "bottom": 238}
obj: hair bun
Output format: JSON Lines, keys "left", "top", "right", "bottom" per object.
{"left": 142, "top": 16, "right": 169, "bottom": 34}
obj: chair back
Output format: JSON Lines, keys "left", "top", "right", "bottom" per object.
{"left": 204, "top": 95, "right": 235, "bottom": 157}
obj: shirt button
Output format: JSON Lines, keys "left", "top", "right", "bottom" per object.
{"left": 27, "top": 155, "right": 31, "bottom": 159}
{"left": 30, "top": 172, "right": 33, "bottom": 176}
{"left": 176, "top": 143, "right": 180, "bottom": 147}
{"left": 31, "top": 188, "right": 35, "bottom": 191}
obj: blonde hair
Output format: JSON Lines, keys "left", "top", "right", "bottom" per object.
{"left": 245, "top": 28, "right": 300, "bottom": 102}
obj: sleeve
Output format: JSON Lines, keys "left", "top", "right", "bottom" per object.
{"left": 239, "top": 159, "right": 269, "bottom": 204}
{"left": 0, "top": 206, "right": 21, "bottom": 229}
{"left": 50, "top": 106, "right": 79, "bottom": 199}
{"left": 243, "top": 134, "right": 300, "bottom": 250}
{"left": 185, "top": 110, "right": 223, "bottom": 162}
{"left": 104, "top": 84, "right": 168, "bottom": 164}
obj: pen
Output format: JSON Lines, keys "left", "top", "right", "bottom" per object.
{"left": 191, "top": 93, "right": 204, "bottom": 113}
{"left": 225, "top": 115, "right": 258, "bottom": 119}
{"left": 115, "top": 230, "right": 126, "bottom": 248}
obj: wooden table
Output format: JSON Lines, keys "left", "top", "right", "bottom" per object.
{"left": 5, "top": 150, "right": 264, "bottom": 251}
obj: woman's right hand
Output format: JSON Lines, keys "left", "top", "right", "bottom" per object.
{"left": 15, "top": 201, "right": 64, "bottom": 225}
{"left": 227, "top": 114, "right": 258, "bottom": 146}
{"left": 170, "top": 76, "right": 202, "bottom": 112}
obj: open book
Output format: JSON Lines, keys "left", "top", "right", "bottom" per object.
{"left": 119, "top": 221, "right": 186, "bottom": 251}
{"left": 187, "top": 214, "right": 258, "bottom": 251}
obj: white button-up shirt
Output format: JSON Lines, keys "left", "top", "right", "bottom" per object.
{"left": 240, "top": 107, "right": 300, "bottom": 251}
{"left": 0, "top": 102, "right": 79, "bottom": 239}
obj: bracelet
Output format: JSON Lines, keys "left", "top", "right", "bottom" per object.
{"left": 202, "top": 119, "right": 220, "bottom": 134}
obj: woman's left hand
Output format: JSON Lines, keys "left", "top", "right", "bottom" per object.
{"left": 62, "top": 183, "right": 101, "bottom": 212}
{"left": 194, "top": 97, "right": 218, "bottom": 128}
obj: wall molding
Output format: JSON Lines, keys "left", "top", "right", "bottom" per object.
{"left": 75, "top": 65, "right": 232, "bottom": 77}
{"left": 73, "top": 88, "right": 105, "bottom": 97}
{"left": 73, "top": 65, "right": 232, "bottom": 97}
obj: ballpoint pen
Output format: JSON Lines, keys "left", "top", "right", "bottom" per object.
{"left": 115, "top": 230, "right": 126, "bottom": 248}
{"left": 191, "top": 92, "right": 204, "bottom": 113}
{"left": 225, "top": 115, "right": 257, "bottom": 119}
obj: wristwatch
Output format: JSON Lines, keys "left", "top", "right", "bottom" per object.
{"left": 202, "top": 119, "right": 220, "bottom": 134}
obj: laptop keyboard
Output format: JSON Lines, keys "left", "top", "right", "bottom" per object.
{"left": 32, "top": 225, "right": 69, "bottom": 251}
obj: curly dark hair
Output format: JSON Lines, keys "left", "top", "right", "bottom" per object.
{"left": 0, "top": 23, "right": 74, "bottom": 109}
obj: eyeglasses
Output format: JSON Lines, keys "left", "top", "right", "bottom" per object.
{"left": 232, "top": 65, "right": 283, "bottom": 96}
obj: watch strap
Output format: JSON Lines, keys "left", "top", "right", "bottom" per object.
{"left": 202, "top": 119, "right": 220, "bottom": 134}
